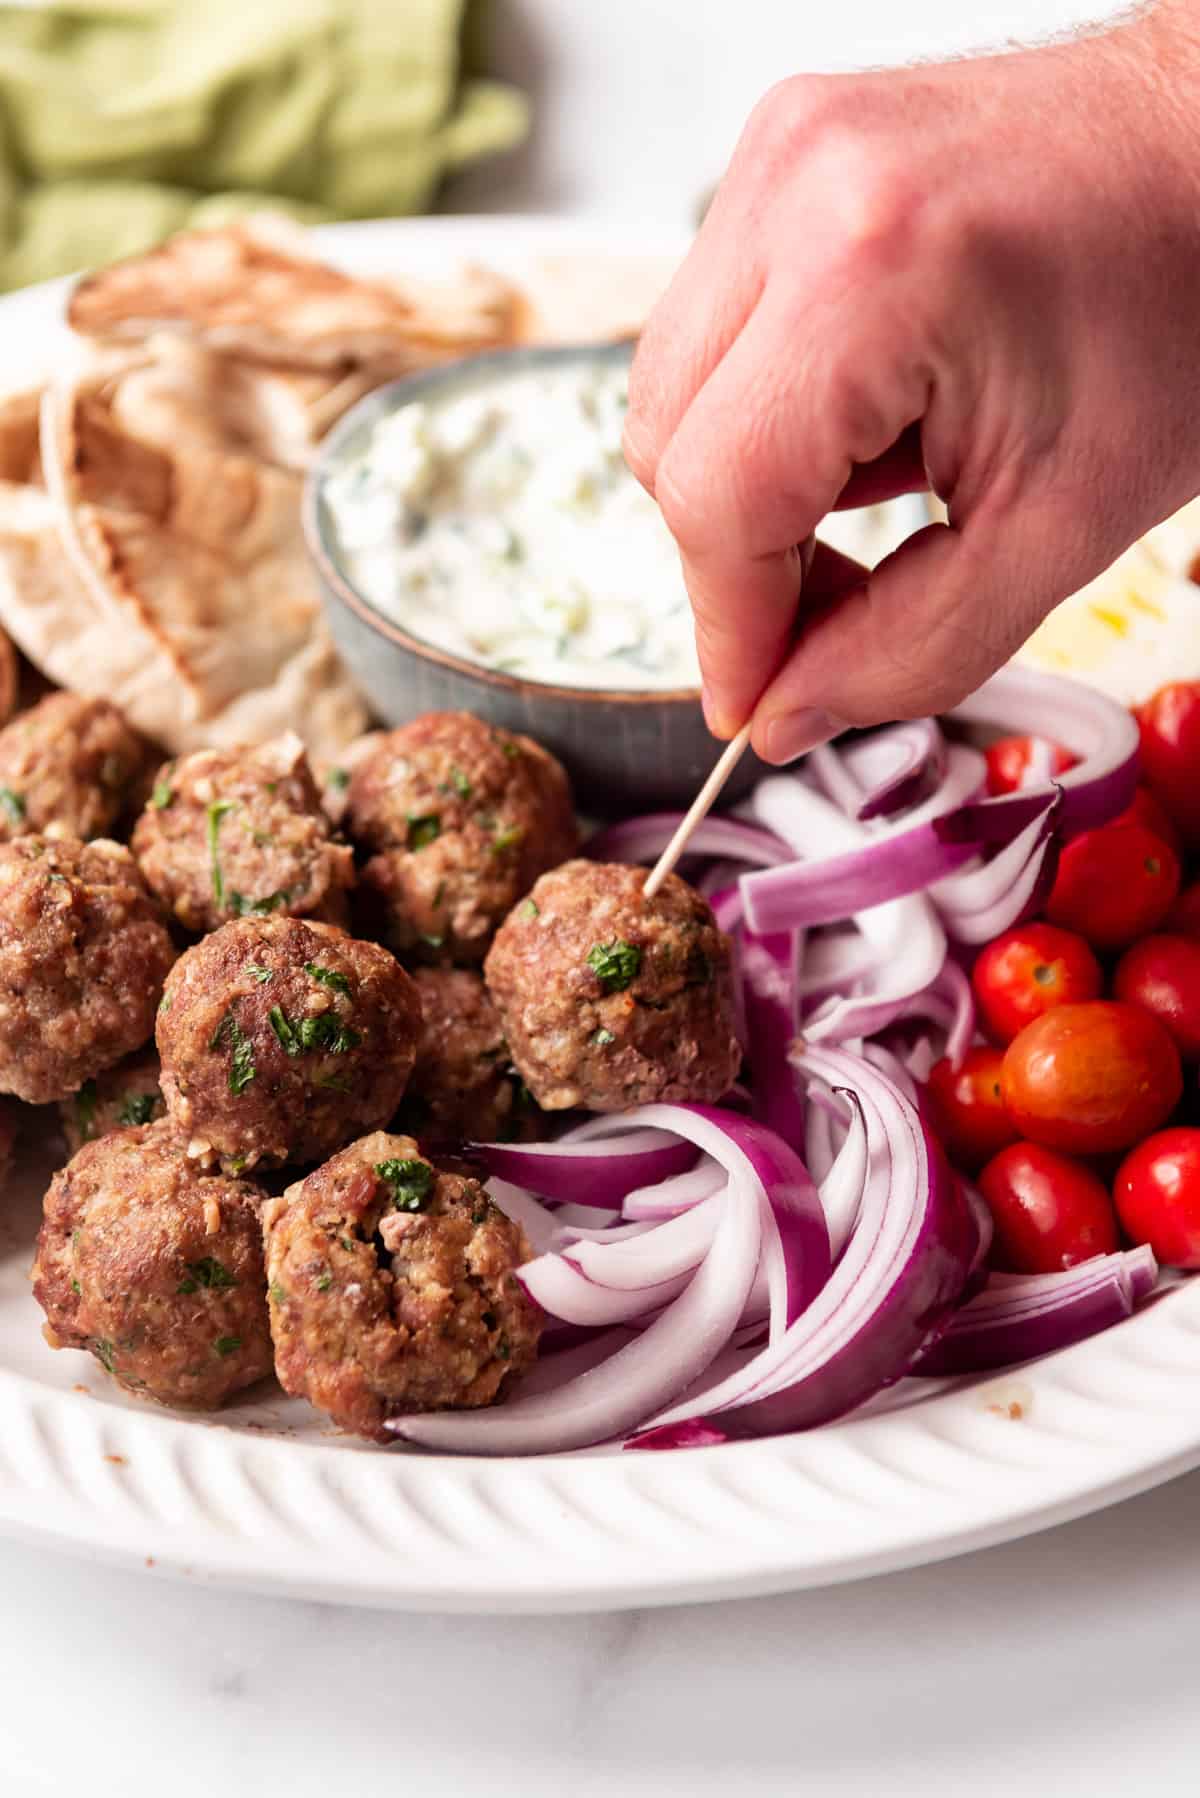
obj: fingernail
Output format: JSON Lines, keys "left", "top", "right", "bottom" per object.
{"left": 621, "top": 415, "right": 655, "bottom": 488}
{"left": 701, "top": 684, "right": 727, "bottom": 737}
{"left": 762, "top": 709, "right": 844, "bottom": 766}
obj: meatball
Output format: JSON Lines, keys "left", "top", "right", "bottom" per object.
{"left": 345, "top": 712, "right": 577, "bottom": 963}
{"left": 0, "top": 835, "right": 175, "bottom": 1103}
{"left": 315, "top": 731, "right": 383, "bottom": 829}
{"left": 262, "top": 1131, "right": 541, "bottom": 1441}
{"left": 31, "top": 1121, "right": 273, "bottom": 1408}
{"left": 132, "top": 733, "right": 354, "bottom": 933}
{"left": 59, "top": 1044, "right": 165, "bottom": 1156}
{"left": 0, "top": 692, "right": 148, "bottom": 842}
{"left": 157, "top": 916, "right": 421, "bottom": 1172}
{"left": 402, "top": 966, "right": 539, "bottom": 1143}
{"left": 484, "top": 859, "right": 741, "bottom": 1111}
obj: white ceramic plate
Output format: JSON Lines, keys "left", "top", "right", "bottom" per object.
{"left": 1, "top": 217, "right": 1198, "bottom": 1615}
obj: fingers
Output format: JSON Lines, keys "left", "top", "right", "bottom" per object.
{"left": 651, "top": 288, "right": 927, "bottom": 735}
{"left": 832, "top": 424, "right": 930, "bottom": 510}
{"left": 622, "top": 184, "right": 766, "bottom": 493}
{"left": 749, "top": 508, "right": 1063, "bottom": 763}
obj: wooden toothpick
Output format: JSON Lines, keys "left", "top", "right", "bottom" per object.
{"left": 643, "top": 721, "right": 754, "bottom": 900}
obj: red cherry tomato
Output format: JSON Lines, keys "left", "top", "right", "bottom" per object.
{"left": 1113, "top": 933, "right": 1200, "bottom": 1062}
{"left": 984, "top": 735, "right": 1077, "bottom": 797}
{"left": 1001, "top": 1000, "right": 1182, "bottom": 1155}
{"left": 924, "top": 1048, "right": 1020, "bottom": 1172}
{"left": 1166, "top": 881, "right": 1200, "bottom": 940}
{"left": 1113, "top": 785, "right": 1184, "bottom": 859}
{"left": 978, "top": 1141, "right": 1119, "bottom": 1273}
{"left": 971, "top": 922, "right": 1103, "bottom": 1045}
{"left": 1114, "top": 1127, "right": 1200, "bottom": 1268}
{"left": 1137, "top": 680, "right": 1200, "bottom": 849}
{"left": 1045, "top": 820, "right": 1180, "bottom": 951}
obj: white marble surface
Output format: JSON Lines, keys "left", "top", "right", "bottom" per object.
{"left": 8, "top": 3, "right": 1195, "bottom": 1794}
{"left": 2, "top": 1470, "right": 1197, "bottom": 1797}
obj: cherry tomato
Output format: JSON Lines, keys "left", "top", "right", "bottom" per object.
{"left": 1001, "top": 1000, "right": 1182, "bottom": 1155}
{"left": 984, "top": 735, "right": 1077, "bottom": 797}
{"left": 971, "top": 922, "right": 1103, "bottom": 1046}
{"left": 978, "top": 1141, "right": 1119, "bottom": 1273}
{"left": 1045, "top": 820, "right": 1180, "bottom": 951}
{"left": 1137, "top": 680, "right": 1200, "bottom": 849}
{"left": 1113, "top": 785, "right": 1184, "bottom": 859}
{"left": 1113, "top": 933, "right": 1200, "bottom": 1062}
{"left": 1166, "top": 881, "right": 1200, "bottom": 940}
{"left": 924, "top": 1048, "right": 1019, "bottom": 1172}
{"left": 1114, "top": 1127, "right": 1200, "bottom": 1268}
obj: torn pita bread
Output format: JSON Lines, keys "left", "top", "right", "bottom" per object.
{"left": 67, "top": 219, "right": 523, "bottom": 379}
{"left": 0, "top": 358, "right": 366, "bottom": 760}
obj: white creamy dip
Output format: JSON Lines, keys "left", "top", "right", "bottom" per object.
{"left": 326, "top": 360, "right": 697, "bottom": 690}
{"left": 324, "top": 358, "right": 925, "bottom": 691}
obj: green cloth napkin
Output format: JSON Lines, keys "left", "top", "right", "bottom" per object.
{"left": 0, "top": 0, "right": 527, "bottom": 289}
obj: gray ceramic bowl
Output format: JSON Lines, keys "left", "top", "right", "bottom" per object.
{"left": 302, "top": 340, "right": 764, "bottom": 814}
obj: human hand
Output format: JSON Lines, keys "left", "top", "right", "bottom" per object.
{"left": 623, "top": 3, "right": 1200, "bottom": 761}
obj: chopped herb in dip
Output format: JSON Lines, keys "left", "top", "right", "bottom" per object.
{"left": 586, "top": 939, "right": 641, "bottom": 992}
{"left": 0, "top": 787, "right": 25, "bottom": 826}
{"left": 214, "top": 1336, "right": 242, "bottom": 1358}
{"left": 407, "top": 813, "right": 441, "bottom": 849}
{"left": 326, "top": 767, "right": 350, "bottom": 792}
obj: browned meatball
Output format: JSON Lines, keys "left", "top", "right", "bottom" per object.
{"left": 0, "top": 692, "right": 148, "bottom": 842}
{"left": 0, "top": 835, "right": 175, "bottom": 1103}
{"left": 157, "top": 916, "right": 421, "bottom": 1172}
{"left": 262, "top": 1131, "right": 541, "bottom": 1441}
{"left": 402, "top": 966, "right": 539, "bottom": 1143}
{"left": 484, "top": 859, "right": 741, "bottom": 1112}
{"left": 345, "top": 712, "right": 577, "bottom": 963}
{"left": 59, "top": 1044, "right": 165, "bottom": 1156}
{"left": 31, "top": 1122, "right": 273, "bottom": 1408}
{"left": 132, "top": 733, "right": 355, "bottom": 933}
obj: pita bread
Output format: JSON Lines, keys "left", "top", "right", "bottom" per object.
{"left": 0, "top": 357, "right": 366, "bottom": 759}
{"left": 67, "top": 219, "right": 522, "bottom": 378}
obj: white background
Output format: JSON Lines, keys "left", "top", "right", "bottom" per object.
{"left": 11, "top": 4, "right": 1199, "bottom": 1797}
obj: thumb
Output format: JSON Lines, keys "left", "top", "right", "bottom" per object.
{"left": 749, "top": 515, "right": 1071, "bottom": 763}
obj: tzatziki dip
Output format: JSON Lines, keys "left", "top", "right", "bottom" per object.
{"left": 323, "top": 353, "right": 925, "bottom": 692}
{"left": 324, "top": 358, "right": 698, "bottom": 690}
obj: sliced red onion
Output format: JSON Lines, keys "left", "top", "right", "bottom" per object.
{"left": 817, "top": 1092, "right": 868, "bottom": 1262}
{"left": 885, "top": 956, "right": 975, "bottom": 1068}
{"left": 644, "top": 1046, "right": 975, "bottom": 1438}
{"left": 621, "top": 1160, "right": 727, "bottom": 1220}
{"left": 486, "top": 1178, "right": 560, "bottom": 1255}
{"left": 740, "top": 929, "right": 806, "bottom": 1151}
{"left": 585, "top": 813, "right": 790, "bottom": 870}
{"left": 795, "top": 929, "right": 880, "bottom": 1000}
{"left": 749, "top": 778, "right": 948, "bottom": 1043}
{"left": 475, "top": 1129, "right": 698, "bottom": 1209}
{"left": 915, "top": 1247, "right": 1157, "bottom": 1376}
{"left": 845, "top": 718, "right": 948, "bottom": 821}
{"left": 931, "top": 797, "right": 1060, "bottom": 945}
{"left": 390, "top": 1107, "right": 768, "bottom": 1454}
{"left": 626, "top": 1419, "right": 731, "bottom": 1451}
{"left": 519, "top": 1254, "right": 693, "bottom": 1327}
{"left": 743, "top": 746, "right": 986, "bottom": 930}
{"left": 950, "top": 666, "right": 1139, "bottom": 838}
{"left": 562, "top": 1194, "right": 721, "bottom": 1289}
